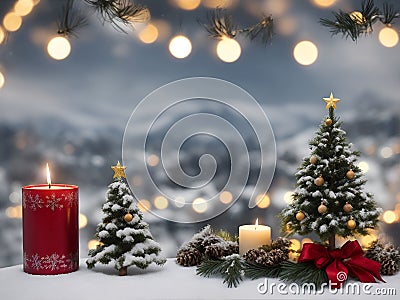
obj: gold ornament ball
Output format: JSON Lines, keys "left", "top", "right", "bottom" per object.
{"left": 346, "top": 169, "right": 355, "bottom": 180}
{"left": 343, "top": 202, "right": 353, "bottom": 213}
{"left": 124, "top": 213, "right": 133, "bottom": 222}
{"left": 347, "top": 219, "right": 356, "bottom": 230}
{"left": 318, "top": 203, "right": 327, "bottom": 214}
{"left": 296, "top": 211, "right": 305, "bottom": 221}
{"left": 325, "top": 118, "right": 333, "bottom": 126}
{"left": 310, "top": 155, "right": 318, "bottom": 165}
{"left": 314, "top": 176, "right": 324, "bottom": 186}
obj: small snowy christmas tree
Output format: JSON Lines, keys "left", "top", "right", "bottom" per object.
{"left": 87, "top": 161, "right": 166, "bottom": 275}
{"left": 280, "top": 93, "right": 381, "bottom": 250}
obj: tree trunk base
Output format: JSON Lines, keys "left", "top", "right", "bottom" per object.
{"left": 328, "top": 234, "right": 336, "bottom": 251}
{"left": 118, "top": 267, "right": 127, "bottom": 276}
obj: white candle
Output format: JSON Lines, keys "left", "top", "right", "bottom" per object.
{"left": 239, "top": 218, "right": 271, "bottom": 255}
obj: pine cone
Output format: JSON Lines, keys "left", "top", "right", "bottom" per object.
{"left": 244, "top": 248, "right": 288, "bottom": 266}
{"left": 243, "top": 249, "right": 262, "bottom": 263}
{"left": 365, "top": 240, "right": 400, "bottom": 276}
{"left": 272, "top": 237, "right": 291, "bottom": 251}
{"left": 260, "top": 248, "right": 288, "bottom": 266}
{"left": 176, "top": 248, "right": 202, "bottom": 267}
{"left": 204, "top": 241, "right": 239, "bottom": 259}
{"left": 380, "top": 257, "right": 400, "bottom": 276}
{"left": 201, "top": 235, "right": 225, "bottom": 249}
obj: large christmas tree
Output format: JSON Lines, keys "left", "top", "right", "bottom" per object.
{"left": 280, "top": 93, "right": 381, "bottom": 250}
{"left": 87, "top": 161, "right": 166, "bottom": 275}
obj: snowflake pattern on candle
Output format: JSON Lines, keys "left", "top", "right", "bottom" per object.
{"left": 24, "top": 251, "right": 79, "bottom": 271}
{"left": 23, "top": 193, "right": 44, "bottom": 211}
{"left": 23, "top": 191, "right": 78, "bottom": 211}
{"left": 64, "top": 191, "right": 78, "bottom": 208}
{"left": 45, "top": 194, "right": 64, "bottom": 211}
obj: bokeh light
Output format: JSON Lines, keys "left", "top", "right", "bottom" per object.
{"left": 79, "top": 213, "right": 88, "bottom": 229}
{"left": 380, "top": 146, "right": 393, "bottom": 158}
{"left": 192, "top": 197, "right": 207, "bottom": 213}
{"left": 47, "top": 36, "right": 71, "bottom": 60}
{"left": 216, "top": 37, "right": 241, "bottom": 63}
{"left": 9, "top": 192, "right": 20, "bottom": 203}
{"left": 276, "top": 16, "right": 297, "bottom": 36}
{"left": 256, "top": 194, "right": 270, "bottom": 209}
{"left": 137, "top": 199, "right": 151, "bottom": 212}
{"left": 0, "top": 26, "right": 5, "bottom": 44}
{"left": 138, "top": 23, "right": 159, "bottom": 44}
{"left": 311, "top": 0, "right": 336, "bottom": 8}
{"left": 293, "top": 40, "right": 318, "bottom": 66}
{"left": 152, "top": 19, "right": 171, "bottom": 41}
{"left": 174, "top": 196, "right": 185, "bottom": 208}
{"left": 171, "top": 0, "right": 201, "bottom": 10}
{"left": 219, "top": 191, "right": 233, "bottom": 204}
{"left": 349, "top": 11, "right": 364, "bottom": 24}
{"left": 132, "top": 175, "right": 143, "bottom": 186}
{"left": 263, "top": 0, "right": 289, "bottom": 17}
{"left": 0, "top": 71, "right": 5, "bottom": 89}
{"left": 169, "top": 35, "right": 192, "bottom": 59}
{"left": 358, "top": 161, "right": 369, "bottom": 173}
{"left": 289, "top": 238, "right": 301, "bottom": 251}
{"left": 3, "top": 12, "right": 23, "bottom": 32}
{"left": 202, "top": 0, "right": 235, "bottom": 8}
{"left": 378, "top": 27, "right": 399, "bottom": 48}
{"left": 14, "top": 0, "right": 34, "bottom": 17}
{"left": 147, "top": 154, "right": 160, "bottom": 166}
{"left": 383, "top": 210, "right": 396, "bottom": 224}
{"left": 154, "top": 195, "right": 168, "bottom": 210}
{"left": 87, "top": 239, "right": 101, "bottom": 250}
{"left": 301, "top": 237, "right": 313, "bottom": 247}
{"left": 5, "top": 205, "right": 22, "bottom": 218}
{"left": 283, "top": 191, "right": 294, "bottom": 204}
{"left": 360, "top": 231, "right": 377, "bottom": 247}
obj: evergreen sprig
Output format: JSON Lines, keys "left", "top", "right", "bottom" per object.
{"left": 320, "top": 0, "right": 399, "bottom": 41}
{"left": 57, "top": 0, "right": 88, "bottom": 37}
{"left": 243, "top": 15, "right": 274, "bottom": 44}
{"left": 196, "top": 255, "right": 245, "bottom": 288}
{"left": 204, "top": 9, "right": 237, "bottom": 39}
{"left": 202, "top": 9, "right": 274, "bottom": 45}
{"left": 244, "top": 261, "right": 282, "bottom": 280}
{"left": 84, "top": 0, "right": 150, "bottom": 32}
{"left": 279, "top": 261, "right": 328, "bottom": 287}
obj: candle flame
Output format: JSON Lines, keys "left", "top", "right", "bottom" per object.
{"left": 255, "top": 218, "right": 259, "bottom": 229}
{"left": 46, "top": 163, "right": 51, "bottom": 188}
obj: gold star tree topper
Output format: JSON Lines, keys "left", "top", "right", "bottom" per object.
{"left": 323, "top": 92, "right": 340, "bottom": 109}
{"left": 112, "top": 161, "right": 126, "bottom": 179}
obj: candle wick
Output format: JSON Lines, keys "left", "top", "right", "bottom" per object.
{"left": 48, "top": 183, "right": 51, "bottom": 189}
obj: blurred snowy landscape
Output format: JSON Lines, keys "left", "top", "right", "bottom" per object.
{"left": 0, "top": 92, "right": 399, "bottom": 267}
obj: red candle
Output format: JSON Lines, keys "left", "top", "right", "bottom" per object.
{"left": 22, "top": 164, "right": 79, "bottom": 275}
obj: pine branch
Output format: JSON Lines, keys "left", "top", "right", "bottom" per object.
{"left": 243, "top": 261, "right": 282, "bottom": 280}
{"left": 320, "top": 10, "right": 362, "bottom": 41}
{"left": 196, "top": 255, "right": 245, "bottom": 288}
{"left": 203, "top": 9, "right": 237, "bottom": 39}
{"left": 201, "top": 9, "right": 275, "bottom": 45}
{"left": 320, "top": 0, "right": 399, "bottom": 42}
{"left": 83, "top": 0, "right": 150, "bottom": 33}
{"left": 380, "top": 3, "right": 400, "bottom": 24}
{"left": 240, "top": 15, "right": 274, "bottom": 45}
{"left": 279, "top": 261, "right": 328, "bottom": 287}
{"left": 57, "top": 0, "right": 87, "bottom": 37}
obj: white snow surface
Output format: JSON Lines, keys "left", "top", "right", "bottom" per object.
{"left": 1, "top": 259, "right": 398, "bottom": 300}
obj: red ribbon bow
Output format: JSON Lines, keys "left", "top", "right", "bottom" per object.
{"left": 298, "top": 240, "right": 384, "bottom": 287}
